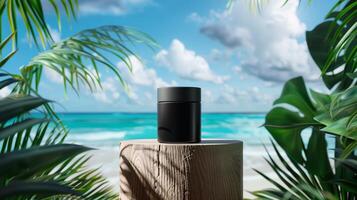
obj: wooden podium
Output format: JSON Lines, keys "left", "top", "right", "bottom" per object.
{"left": 119, "top": 139, "right": 243, "bottom": 200}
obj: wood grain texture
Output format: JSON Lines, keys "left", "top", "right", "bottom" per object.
{"left": 119, "top": 139, "right": 243, "bottom": 200}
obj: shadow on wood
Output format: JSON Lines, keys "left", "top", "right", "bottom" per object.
{"left": 119, "top": 140, "right": 243, "bottom": 200}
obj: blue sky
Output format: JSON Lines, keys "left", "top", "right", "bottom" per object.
{"left": 1, "top": 0, "right": 334, "bottom": 112}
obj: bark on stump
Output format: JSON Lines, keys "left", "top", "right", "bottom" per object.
{"left": 119, "top": 139, "right": 243, "bottom": 200}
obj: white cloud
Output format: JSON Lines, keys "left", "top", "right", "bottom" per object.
{"left": 118, "top": 55, "right": 174, "bottom": 89}
{"left": 22, "top": 26, "right": 61, "bottom": 45}
{"left": 92, "top": 77, "right": 120, "bottom": 103}
{"left": 44, "top": 67, "right": 64, "bottom": 84}
{"left": 0, "top": 87, "right": 11, "bottom": 98}
{"left": 187, "top": 12, "right": 205, "bottom": 23}
{"left": 126, "top": 86, "right": 140, "bottom": 104}
{"left": 233, "top": 66, "right": 242, "bottom": 73}
{"left": 197, "top": 0, "right": 320, "bottom": 82}
{"left": 209, "top": 48, "right": 233, "bottom": 63}
{"left": 201, "top": 25, "right": 252, "bottom": 49}
{"left": 78, "top": 0, "right": 152, "bottom": 15}
{"left": 216, "top": 84, "right": 274, "bottom": 105}
{"left": 155, "top": 39, "right": 229, "bottom": 84}
{"left": 202, "top": 89, "right": 215, "bottom": 103}
{"left": 49, "top": 27, "right": 61, "bottom": 42}
{"left": 44, "top": 66, "right": 101, "bottom": 88}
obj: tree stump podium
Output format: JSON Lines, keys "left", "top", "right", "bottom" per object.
{"left": 119, "top": 139, "right": 243, "bottom": 200}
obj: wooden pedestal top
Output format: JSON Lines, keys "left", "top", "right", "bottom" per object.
{"left": 120, "top": 139, "right": 242, "bottom": 146}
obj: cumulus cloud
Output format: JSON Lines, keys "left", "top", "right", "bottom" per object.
{"left": 78, "top": 0, "right": 152, "bottom": 15}
{"left": 187, "top": 12, "right": 205, "bottom": 23}
{"left": 43, "top": 64, "right": 121, "bottom": 104}
{"left": 201, "top": 26, "right": 252, "bottom": 49}
{"left": 209, "top": 48, "right": 233, "bottom": 63}
{"left": 202, "top": 89, "right": 215, "bottom": 103}
{"left": 197, "top": 0, "right": 320, "bottom": 82}
{"left": 92, "top": 77, "right": 120, "bottom": 103}
{"left": 118, "top": 55, "right": 174, "bottom": 89}
{"left": 49, "top": 27, "right": 61, "bottom": 42}
{"left": 216, "top": 84, "right": 274, "bottom": 105}
{"left": 155, "top": 39, "right": 229, "bottom": 84}
{"left": 44, "top": 67, "right": 64, "bottom": 84}
{"left": 0, "top": 87, "right": 11, "bottom": 98}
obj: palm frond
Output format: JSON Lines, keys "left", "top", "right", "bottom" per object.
{"left": 324, "top": 0, "right": 357, "bottom": 78}
{"left": 0, "top": 181, "right": 80, "bottom": 199}
{"left": 15, "top": 25, "right": 157, "bottom": 95}
{"left": 0, "top": 95, "right": 118, "bottom": 199}
{"left": 252, "top": 141, "right": 340, "bottom": 200}
{"left": 0, "top": 0, "right": 78, "bottom": 49}
{"left": 39, "top": 155, "right": 118, "bottom": 199}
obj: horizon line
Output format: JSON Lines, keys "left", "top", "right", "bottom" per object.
{"left": 47, "top": 111, "right": 267, "bottom": 114}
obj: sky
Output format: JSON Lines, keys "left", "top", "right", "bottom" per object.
{"left": 1, "top": 0, "right": 335, "bottom": 112}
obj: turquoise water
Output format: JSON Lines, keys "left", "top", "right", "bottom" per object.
{"left": 57, "top": 113, "right": 270, "bottom": 148}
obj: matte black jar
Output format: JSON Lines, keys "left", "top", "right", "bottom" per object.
{"left": 157, "top": 87, "right": 201, "bottom": 143}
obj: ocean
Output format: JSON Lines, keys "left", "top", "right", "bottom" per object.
{"left": 58, "top": 113, "right": 271, "bottom": 148}
{"left": 53, "top": 112, "right": 336, "bottom": 193}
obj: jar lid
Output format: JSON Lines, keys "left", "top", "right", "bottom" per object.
{"left": 158, "top": 87, "right": 201, "bottom": 102}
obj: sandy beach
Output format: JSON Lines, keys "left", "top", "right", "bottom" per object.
{"left": 87, "top": 145, "right": 276, "bottom": 198}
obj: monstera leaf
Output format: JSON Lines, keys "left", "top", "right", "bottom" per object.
{"left": 254, "top": 1, "right": 356, "bottom": 199}
{"left": 306, "top": 10, "right": 357, "bottom": 91}
{"left": 265, "top": 77, "right": 317, "bottom": 163}
{"left": 264, "top": 77, "right": 333, "bottom": 181}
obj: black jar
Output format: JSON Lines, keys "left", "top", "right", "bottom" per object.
{"left": 157, "top": 87, "right": 201, "bottom": 143}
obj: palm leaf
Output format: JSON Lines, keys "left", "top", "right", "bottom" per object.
{"left": 1, "top": 0, "right": 77, "bottom": 48}
{"left": 0, "top": 100, "right": 119, "bottom": 199}
{"left": 16, "top": 25, "right": 157, "bottom": 96}
{"left": 0, "top": 118, "right": 47, "bottom": 140}
{"left": 0, "top": 78, "right": 17, "bottom": 89}
{"left": 0, "top": 95, "right": 50, "bottom": 122}
{"left": 323, "top": 1, "right": 357, "bottom": 78}
{"left": 0, "top": 144, "right": 91, "bottom": 178}
{"left": 0, "top": 181, "right": 80, "bottom": 199}
{"left": 252, "top": 141, "right": 340, "bottom": 200}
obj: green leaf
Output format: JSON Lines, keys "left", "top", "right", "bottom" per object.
{"left": 305, "top": 129, "right": 333, "bottom": 182}
{"left": 0, "top": 118, "right": 48, "bottom": 140}
{"left": 0, "top": 50, "right": 17, "bottom": 68}
{"left": 0, "top": 144, "right": 92, "bottom": 178}
{"left": 330, "top": 86, "right": 357, "bottom": 119}
{"left": 337, "top": 159, "right": 357, "bottom": 173}
{"left": 331, "top": 179, "right": 357, "bottom": 194}
{"left": 306, "top": 21, "right": 340, "bottom": 69}
{"left": 315, "top": 114, "right": 357, "bottom": 141}
{"left": 306, "top": 21, "right": 354, "bottom": 90}
{"left": 0, "top": 32, "right": 16, "bottom": 50}
{"left": 347, "top": 71, "right": 357, "bottom": 79}
{"left": 265, "top": 77, "right": 318, "bottom": 164}
{"left": 4, "top": 0, "right": 78, "bottom": 48}
{"left": 274, "top": 77, "right": 316, "bottom": 117}
{"left": 0, "top": 95, "right": 49, "bottom": 122}
{"left": 321, "top": 117, "right": 357, "bottom": 140}
{"left": 252, "top": 140, "right": 330, "bottom": 200}
{"left": 0, "top": 181, "right": 80, "bottom": 199}
{"left": 339, "top": 141, "right": 357, "bottom": 159}
{"left": 310, "top": 89, "right": 331, "bottom": 113}
{"left": 314, "top": 86, "right": 357, "bottom": 141}
{"left": 265, "top": 107, "right": 309, "bottom": 164}
{"left": 0, "top": 78, "right": 17, "bottom": 89}
{"left": 17, "top": 25, "right": 157, "bottom": 96}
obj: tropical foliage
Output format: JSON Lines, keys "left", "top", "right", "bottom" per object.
{"left": 0, "top": 0, "right": 155, "bottom": 199}
{"left": 247, "top": 0, "right": 357, "bottom": 199}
